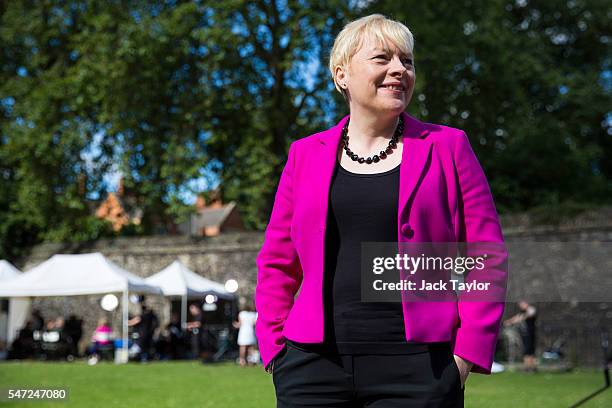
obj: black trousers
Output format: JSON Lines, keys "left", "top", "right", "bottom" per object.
{"left": 273, "top": 341, "right": 464, "bottom": 408}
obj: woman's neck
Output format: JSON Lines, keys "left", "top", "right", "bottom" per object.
{"left": 346, "top": 108, "right": 401, "bottom": 152}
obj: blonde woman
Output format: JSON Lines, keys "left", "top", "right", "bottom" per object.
{"left": 256, "top": 14, "right": 506, "bottom": 407}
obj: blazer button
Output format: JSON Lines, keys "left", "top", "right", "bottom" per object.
{"left": 401, "top": 223, "right": 414, "bottom": 238}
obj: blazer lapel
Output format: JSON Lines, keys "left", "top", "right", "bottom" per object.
{"left": 398, "top": 112, "right": 432, "bottom": 218}
{"left": 315, "top": 112, "right": 431, "bottom": 228}
{"left": 314, "top": 115, "right": 347, "bottom": 231}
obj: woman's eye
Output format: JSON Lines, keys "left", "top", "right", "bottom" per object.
{"left": 402, "top": 58, "right": 413, "bottom": 65}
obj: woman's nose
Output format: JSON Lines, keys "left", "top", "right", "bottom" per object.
{"left": 389, "top": 56, "right": 407, "bottom": 73}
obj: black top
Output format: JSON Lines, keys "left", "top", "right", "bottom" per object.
{"left": 290, "top": 160, "right": 431, "bottom": 355}
{"left": 519, "top": 307, "right": 537, "bottom": 338}
{"left": 138, "top": 310, "right": 159, "bottom": 336}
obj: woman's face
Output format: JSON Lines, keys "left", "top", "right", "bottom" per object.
{"left": 338, "top": 35, "right": 415, "bottom": 115}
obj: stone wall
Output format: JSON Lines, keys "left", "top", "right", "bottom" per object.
{"left": 12, "top": 207, "right": 612, "bottom": 366}
{"left": 499, "top": 207, "right": 612, "bottom": 367}
{"left": 15, "top": 232, "right": 263, "bottom": 355}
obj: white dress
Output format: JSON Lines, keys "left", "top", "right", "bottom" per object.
{"left": 237, "top": 311, "right": 258, "bottom": 346}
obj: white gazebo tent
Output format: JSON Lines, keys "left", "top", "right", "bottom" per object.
{"left": 0, "top": 253, "right": 162, "bottom": 363}
{"left": 0, "top": 260, "right": 28, "bottom": 350}
{"left": 0, "top": 260, "right": 21, "bottom": 281}
{"left": 145, "top": 260, "right": 234, "bottom": 329}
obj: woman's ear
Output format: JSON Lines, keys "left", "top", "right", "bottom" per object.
{"left": 335, "top": 65, "right": 347, "bottom": 88}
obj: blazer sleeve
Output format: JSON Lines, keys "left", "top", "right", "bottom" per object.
{"left": 451, "top": 131, "right": 508, "bottom": 375}
{"left": 255, "top": 141, "right": 303, "bottom": 371}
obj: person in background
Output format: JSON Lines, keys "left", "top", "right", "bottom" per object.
{"left": 30, "top": 309, "right": 44, "bottom": 331}
{"left": 128, "top": 303, "right": 159, "bottom": 362}
{"left": 232, "top": 301, "right": 258, "bottom": 367}
{"left": 42, "top": 316, "right": 63, "bottom": 333}
{"left": 157, "top": 312, "right": 185, "bottom": 360}
{"left": 186, "top": 303, "right": 204, "bottom": 359}
{"left": 87, "top": 317, "right": 114, "bottom": 365}
{"left": 8, "top": 320, "right": 35, "bottom": 359}
{"left": 44, "top": 319, "right": 54, "bottom": 331}
{"left": 504, "top": 300, "right": 537, "bottom": 372}
{"left": 63, "top": 314, "right": 83, "bottom": 357}
{"left": 169, "top": 312, "right": 186, "bottom": 359}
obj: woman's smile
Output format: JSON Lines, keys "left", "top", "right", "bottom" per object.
{"left": 379, "top": 85, "right": 406, "bottom": 95}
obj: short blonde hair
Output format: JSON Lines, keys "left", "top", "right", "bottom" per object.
{"left": 328, "top": 14, "right": 415, "bottom": 98}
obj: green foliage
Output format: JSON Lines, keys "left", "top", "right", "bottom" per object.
{"left": 195, "top": 1, "right": 352, "bottom": 229}
{"left": 42, "top": 216, "right": 115, "bottom": 243}
{"left": 0, "top": 1, "right": 114, "bottom": 259}
{"left": 116, "top": 222, "right": 145, "bottom": 237}
{"left": 527, "top": 200, "right": 600, "bottom": 226}
{"left": 0, "top": 1, "right": 352, "bottom": 258}
{"left": 0, "top": 1, "right": 610, "bottom": 259}
{"left": 368, "top": 0, "right": 612, "bottom": 213}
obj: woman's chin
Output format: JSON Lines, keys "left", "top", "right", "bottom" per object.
{"left": 354, "top": 99, "right": 407, "bottom": 115}
{"left": 378, "top": 102, "right": 407, "bottom": 114}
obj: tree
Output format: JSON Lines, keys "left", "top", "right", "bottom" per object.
{"left": 0, "top": 0, "right": 114, "bottom": 260}
{"left": 68, "top": 0, "right": 352, "bottom": 230}
{"left": 2, "top": 1, "right": 609, "bottom": 260}
{"left": 191, "top": 0, "right": 352, "bottom": 228}
{"left": 369, "top": 0, "right": 611, "bottom": 213}
{"left": 0, "top": 0, "right": 354, "bottom": 258}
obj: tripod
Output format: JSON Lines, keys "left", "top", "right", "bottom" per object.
{"left": 568, "top": 330, "right": 610, "bottom": 407}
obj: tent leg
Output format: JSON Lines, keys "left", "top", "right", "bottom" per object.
{"left": 181, "top": 294, "right": 187, "bottom": 330}
{"left": 7, "top": 297, "right": 31, "bottom": 345}
{"left": 121, "top": 289, "right": 128, "bottom": 364}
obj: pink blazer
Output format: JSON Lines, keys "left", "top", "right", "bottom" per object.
{"left": 255, "top": 111, "right": 507, "bottom": 375}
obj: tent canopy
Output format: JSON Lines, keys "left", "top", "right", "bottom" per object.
{"left": 0, "top": 260, "right": 27, "bottom": 345}
{"left": 0, "top": 260, "right": 21, "bottom": 282}
{"left": 0, "top": 252, "right": 161, "bottom": 297}
{"left": 145, "top": 260, "right": 233, "bottom": 299}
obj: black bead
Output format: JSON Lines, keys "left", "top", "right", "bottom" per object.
{"left": 340, "top": 114, "right": 403, "bottom": 165}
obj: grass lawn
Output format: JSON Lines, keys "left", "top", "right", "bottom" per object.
{"left": 0, "top": 361, "right": 611, "bottom": 407}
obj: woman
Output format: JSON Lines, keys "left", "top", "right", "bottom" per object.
{"left": 255, "top": 14, "right": 507, "bottom": 407}
{"left": 87, "top": 317, "right": 113, "bottom": 365}
{"left": 232, "top": 301, "right": 258, "bottom": 367}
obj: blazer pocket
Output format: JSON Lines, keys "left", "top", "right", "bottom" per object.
{"left": 270, "top": 345, "right": 289, "bottom": 375}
